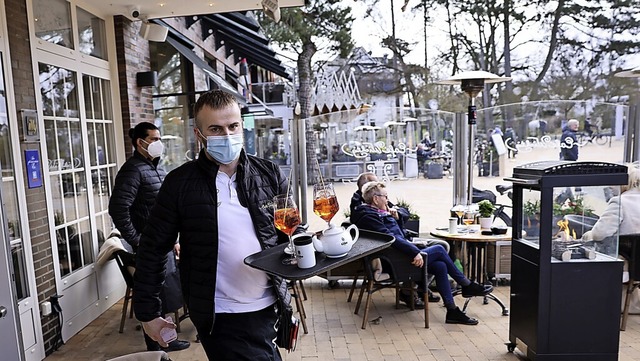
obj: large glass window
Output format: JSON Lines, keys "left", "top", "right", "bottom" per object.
{"left": 40, "top": 63, "right": 93, "bottom": 276}
{"left": 33, "top": 0, "right": 73, "bottom": 49}
{"left": 151, "top": 42, "right": 195, "bottom": 172}
{"left": 0, "top": 57, "right": 28, "bottom": 300}
{"left": 76, "top": 7, "right": 108, "bottom": 60}
{"left": 83, "top": 75, "right": 116, "bottom": 249}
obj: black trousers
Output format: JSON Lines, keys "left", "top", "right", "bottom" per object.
{"left": 193, "top": 304, "right": 281, "bottom": 361}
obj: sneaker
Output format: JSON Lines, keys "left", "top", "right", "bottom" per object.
{"left": 445, "top": 307, "right": 478, "bottom": 325}
{"left": 427, "top": 290, "right": 441, "bottom": 303}
{"left": 399, "top": 292, "right": 425, "bottom": 309}
{"left": 461, "top": 282, "right": 493, "bottom": 298}
{"left": 161, "top": 339, "right": 191, "bottom": 352}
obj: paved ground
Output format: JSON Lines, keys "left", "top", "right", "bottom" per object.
{"left": 44, "top": 139, "right": 640, "bottom": 361}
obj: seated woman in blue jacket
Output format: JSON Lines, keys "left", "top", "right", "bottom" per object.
{"left": 351, "top": 181, "right": 492, "bottom": 325}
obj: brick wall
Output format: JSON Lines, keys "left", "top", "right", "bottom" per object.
{"left": 5, "top": 0, "right": 59, "bottom": 354}
{"left": 114, "top": 15, "right": 154, "bottom": 158}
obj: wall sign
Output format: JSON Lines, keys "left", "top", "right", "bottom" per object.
{"left": 25, "top": 149, "right": 42, "bottom": 188}
{"left": 21, "top": 109, "right": 39, "bottom": 142}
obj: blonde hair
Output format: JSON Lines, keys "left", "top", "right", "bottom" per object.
{"left": 623, "top": 163, "right": 640, "bottom": 192}
{"left": 361, "top": 181, "right": 385, "bottom": 204}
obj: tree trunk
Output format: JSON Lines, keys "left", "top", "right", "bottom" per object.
{"left": 298, "top": 41, "right": 317, "bottom": 184}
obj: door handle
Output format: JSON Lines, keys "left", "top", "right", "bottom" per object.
{"left": 0, "top": 306, "right": 6, "bottom": 318}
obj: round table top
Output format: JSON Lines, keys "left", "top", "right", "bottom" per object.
{"left": 430, "top": 227, "right": 512, "bottom": 243}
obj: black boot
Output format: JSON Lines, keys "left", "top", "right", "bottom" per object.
{"left": 461, "top": 282, "right": 493, "bottom": 298}
{"left": 445, "top": 307, "right": 478, "bottom": 325}
{"left": 399, "top": 291, "right": 425, "bottom": 309}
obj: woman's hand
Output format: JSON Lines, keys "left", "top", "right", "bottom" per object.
{"left": 411, "top": 253, "right": 424, "bottom": 267}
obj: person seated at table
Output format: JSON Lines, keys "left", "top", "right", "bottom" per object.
{"left": 349, "top": 172, "right": 446, "bottom": 303}
{"left": 350, "top": 172, "right": 408, "bottom": 226}
{"left": 351, "top": 181, "right": 493, "bottom": 325}
{"left": 582, "top": 165, "right": 640, "bottom": 256}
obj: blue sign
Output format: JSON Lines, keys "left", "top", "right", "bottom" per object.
{"left": 25, "top": 149, "right": 42, "bottom": 188}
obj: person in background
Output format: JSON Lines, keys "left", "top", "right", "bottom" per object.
{"left": 504, "top": 127, "right": 518, "bottom": 159}
{"left": 560, "top": 118, "right": 580, "bottom": 161}
{"left": 109, "top": 122, "right": 190, "bottom": 353}
{"left": 585, "top": 117, "right": 594, "bottom": 137}
{"left": 351, "top": 181, "right": 493, "bottom": 324}
{"left": 582, "top": 165, "right": 640, "bottom": 249}
{"left": 133, "top": 90, "right": 293, "bottom": 361}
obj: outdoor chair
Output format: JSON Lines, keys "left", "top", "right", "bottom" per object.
{"left": 354, "top": 247, "right": 429, "bottom": 329}
{"left": 619, "top": 234, "right": 640, "bottom": 331}
{"left": 113, "top": 250, "right": 183, "bottom": 333}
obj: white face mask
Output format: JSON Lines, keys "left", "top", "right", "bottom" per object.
{"left": 142, "top": 139, "right": 164, "bottom": 159}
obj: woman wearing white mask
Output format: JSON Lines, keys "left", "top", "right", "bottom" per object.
{"left": 109, "top": 122, "right": 190, "bottom": 353}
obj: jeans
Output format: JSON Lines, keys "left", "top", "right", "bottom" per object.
{"left": 192, "top": 304, "right": 281, "bottom": 361}
{"left": 424, "top": 245, "right": 469, "bottom": 307}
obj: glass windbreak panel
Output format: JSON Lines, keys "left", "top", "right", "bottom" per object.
{"left": 521, "top": 190, "right": 541, "bottom": 244}
{"left": 302, "top": 107, "right": 455, "bottom": 182}
{"left": 550, "top": 185, "right": 620, "bottom": 262}
{"left": 475, "top": 101, "right": 627, "bottom": 165}
{"left": 33, "top": 0, "right": 73, "bottom": 48}
{"left": 76, "top": 7, "right": 108, "bottom": 60}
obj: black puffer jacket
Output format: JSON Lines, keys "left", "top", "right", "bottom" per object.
{"left": 109, "top": 151, "right": 166, "bottom": 248}
{"left": 133, "top": 149, "right": 291, "bottom": 328}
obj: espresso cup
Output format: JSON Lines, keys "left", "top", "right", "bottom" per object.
{"left": 293, "top": 234, "right": 316, "bottom": 269}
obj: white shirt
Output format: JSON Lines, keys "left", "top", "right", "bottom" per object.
{"left": 214, "top": 172, "right": 276, "bottom": 313}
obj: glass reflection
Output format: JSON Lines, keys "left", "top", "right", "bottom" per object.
{"left": 76, "top": 7, "right": 108, "bottom": 60}
{"left": 33, "top": 0, "right": 73, "bottom": 49}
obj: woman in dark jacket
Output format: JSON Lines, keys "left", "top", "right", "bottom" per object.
{"left": 351, "top": 181, "right": 492, "bottom": 325}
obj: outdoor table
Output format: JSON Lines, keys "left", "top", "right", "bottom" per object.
{"left": 430, "top": 227, "right": 511, "bottom": 316}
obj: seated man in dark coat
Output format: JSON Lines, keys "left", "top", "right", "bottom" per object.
{"left": 351, "top": 181, "right": 493, "bottom": 325}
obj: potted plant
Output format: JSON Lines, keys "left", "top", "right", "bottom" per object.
{"left": 523, "top": 199, "right": 541, "bottom": 238}
{"left": 394, "top": 199, "right": 420, "bottom": 234}
{"left": 477, "top": 200, "right": 495, "bottom": 229}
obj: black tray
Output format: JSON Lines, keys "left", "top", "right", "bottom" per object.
{"left": 244, "top": 229, "right": 395, "bottom": 280}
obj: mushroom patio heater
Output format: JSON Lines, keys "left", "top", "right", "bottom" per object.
{"left": 437, "top": 71, "right": 511, "bottom": 205}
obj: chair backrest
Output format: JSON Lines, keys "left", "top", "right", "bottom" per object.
{"left": 619, "top": 234, "right": 640, "bottom": 280}
{"left": 367, "top": 246, "right": 427, "bottom": 288}
{"left": 113, "top": 250, "right": 136, "bottom": 289}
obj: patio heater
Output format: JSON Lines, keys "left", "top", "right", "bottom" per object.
{"left": 437, "top": 71, "right": 511, "bottom": 205}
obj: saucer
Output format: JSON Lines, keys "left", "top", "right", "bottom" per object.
{"left": 326, "top": 252, "right": 348, "bottom": 258}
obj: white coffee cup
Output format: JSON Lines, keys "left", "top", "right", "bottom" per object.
{"left": 448, "top": 217, "right": 458, "bottom": 234}
{"left": 293, "top": 234, "right": 316, "bottom": 269}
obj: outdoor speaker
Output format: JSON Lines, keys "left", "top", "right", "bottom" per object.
{"left": 136, "top": 71, "right": 158, "bottom": 87}
{"left": 140, "top": 22, "right": 168, "bottom": 42}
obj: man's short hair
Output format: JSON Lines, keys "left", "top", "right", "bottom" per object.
{"left": 194, "top": 90, "right": 240, "bottom": 128}
{"left": 567, "top": 119, "right": 579, "bottom": 127}
{"left": 357, "top": 172, "right": 377, "bottom": 191}
{"left": 361, "top": 181, "right": 385, "bottom": 204}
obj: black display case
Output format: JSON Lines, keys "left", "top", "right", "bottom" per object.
{"left": 506, "top": 161, "right": 628, "bottom": 360}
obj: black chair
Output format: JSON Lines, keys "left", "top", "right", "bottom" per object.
{"left": 113, "top": 250, "right": 136, "bottom": 333}
{"left": 619, "top": 234, "right": 640, "bottom": 331}
{"left": 113, "top": 250, "right": 183, "bottom": 333}
{"left": 354, "top": 247, "right": 429, "bottom": 329}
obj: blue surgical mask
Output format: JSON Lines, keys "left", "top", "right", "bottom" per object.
{"left": 200, "top": 132, "right": 243, "bottom": 164}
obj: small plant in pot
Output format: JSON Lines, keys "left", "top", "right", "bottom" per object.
{"left": 477, "top": 200, "right": 495, "bottom": 229}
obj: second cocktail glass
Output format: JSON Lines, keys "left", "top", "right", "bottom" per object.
{"left": 313, "top": 183, "right": 339, "bottom": 229}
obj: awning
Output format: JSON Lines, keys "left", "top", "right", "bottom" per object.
{"left": 166, "top": 35, "right": 246, "bottom": 104}
{"left": 200, "top": 13, "right": 291, "bottom": 79}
